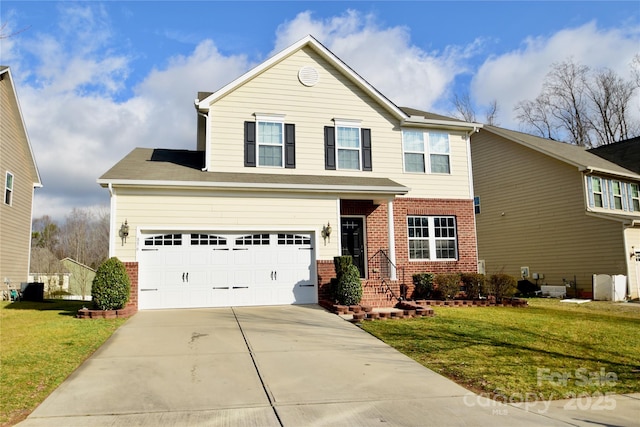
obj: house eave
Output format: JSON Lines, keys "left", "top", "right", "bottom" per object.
{"left": 586, "top": 210, "right": 640, "bottom": 225}
{"left": 97, "top": 179, "right": 410, "bottom": 196}
{"left": 402, "top": 117, "right": 483, "bottom": 132}
{"left": 579, "top": 166, "right": 640, "bottom": 181}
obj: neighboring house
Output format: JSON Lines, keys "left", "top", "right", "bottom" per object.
{"left": 588, "top": 137, "right": 640, "bottom": 174}
{"left": 61, "top": 258, "right": 95, "bottom": 299}
{"left": 98, "top": 35, "right": 482, "bottom": 310}
{"left": 470, "top": 126, "right": 640, "bottom": 299}
{"left": 0, "top": 66, "right": 42, "bottom": 295}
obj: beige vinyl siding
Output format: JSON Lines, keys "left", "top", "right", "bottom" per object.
{"left": 0, "top": 73, "right": 36, "bottom": 286}
{"left": 112, "top": 188, "right": 339, "bottom": 262}
{"left": 207, "top": 47, "right": 471, "bottom": 199}
{"left": 472, "top": 131, "right": 628, "bottom": 293}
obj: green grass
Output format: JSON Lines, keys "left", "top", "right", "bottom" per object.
{"left": 0, "top": 300, "right": 126, "bottom": 426}
{"left": 360, "top": 299, "right": 640, "bottom": 401}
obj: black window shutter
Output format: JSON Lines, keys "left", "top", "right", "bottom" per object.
{"left": 285, "top": 124, "right": 296, "bottom": 169}
{"left": 324, "top": 126, "right": 336, "bottom": 170}
{"left": 361, "top": 128, "right": 372, "bottom": 171}
{"left": 244, "top": 121, "right": 256, "bottom": 167}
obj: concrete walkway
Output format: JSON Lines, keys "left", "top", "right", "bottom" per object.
{"left": 18, "top": 305, "right": 639, "bottom": 426}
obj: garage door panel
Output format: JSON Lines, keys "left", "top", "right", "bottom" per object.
{"left": 139, "top": 231, "right": 316, "bottom": 309}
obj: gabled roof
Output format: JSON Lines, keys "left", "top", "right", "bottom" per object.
{"left": 196, "top": 35, "right": 406, "bottom": 120}
{"left": 480, "top": 125, "right": 640, "bottom": 181}
{"left": 588, "top": 137, "right": 640, "bottom": 174}
{"left": 98, "top": 148, "right": 409, "bottom": 196}
{"left": 0, "top": 66, "right": 42, "bottom": 187}
{"left": 195, "top": 35, "right": 481, "bottom": 132}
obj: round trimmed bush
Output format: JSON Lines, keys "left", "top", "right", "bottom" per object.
{"left": 335, "top": 264, "right": 363, "bottom": 306}
{"left": 92, "top": 257, "right": 130, "bottom": 310}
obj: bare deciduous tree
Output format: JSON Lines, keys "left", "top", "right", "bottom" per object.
{"left": 451, "top": 92, "right": 500, "bottom": 126}
{"left": 515, "top": 58, "right": 639, "bottom": 146}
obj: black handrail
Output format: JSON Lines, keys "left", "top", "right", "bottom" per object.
{"left": 368, "top": 249, "right": 405, "bottom": 301}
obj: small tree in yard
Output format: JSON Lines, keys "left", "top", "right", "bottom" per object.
{"left": 435, "top": 273, "right": 462, "bottom": 300}
{"left": 335, "top": 264, "right": 363, "bottom": 306}
{"left": 92, "top": 257, "right": 130, "bottom": 310}
{"left": 487, "top": 273, "right": 518, "bottom": 302}
{"left": 460, "top": 273, "right": 487, "bottom": 300}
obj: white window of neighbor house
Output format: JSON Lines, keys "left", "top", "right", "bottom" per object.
{"left": 612, "top": 180, "right": 623, "bottom": 210}
{"left": 336, "top": 123, "right": 361, "bottom": 170}
{"left": 428, "top": 132, "right": 451, "bottom": 174}
{"left": 256, "top": 116, "right": 284, "bottom": 167}
{"left": 403, "top": 130, "right": 425, "bottom": 173}
{"left": 631, "top": 184, "right": 640, "bottom": 212}
{"left": 4, "top": 172, "right": 13, "bottom": 206}
{"left": 591, "top": 177, "right": 604, "bottom": 208}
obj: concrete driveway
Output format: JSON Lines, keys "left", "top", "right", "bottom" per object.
{"left": 18, "top": 305, "right": 639, "bottom": 426}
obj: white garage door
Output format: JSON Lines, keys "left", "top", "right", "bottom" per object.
{"left": 138, "top": 232, "right": 316, "bottom": 309}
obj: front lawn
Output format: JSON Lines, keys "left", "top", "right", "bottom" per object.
{"left": 360, "top": 299, "right": 640, "bottom": 401}
{"left": 0, "top": 300, "right": 126, "bottom": 426}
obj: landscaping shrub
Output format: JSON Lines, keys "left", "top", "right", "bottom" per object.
{"left": 412, "top": 273, "right": 434, "bottom": 299}
{"left": 92, "top": 257, "right": 130, "bottom": 310}
{"left": 434, "top": 273, "right": 462, "bottom": 300}
{"left": 487, "top": 273, "right": 518, "bottom": 301}
{"left": 333, "top": 256, "right": 353, "bottom": 280}
{"left": 335, "top": 264, "right": 363, "bottom": 306}
{"left": 460, "top": 273, "right": 486, "bottom": 300}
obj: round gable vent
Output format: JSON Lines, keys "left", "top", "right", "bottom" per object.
{"left": 298, "top": 66, "right": 319, "bottom": 87}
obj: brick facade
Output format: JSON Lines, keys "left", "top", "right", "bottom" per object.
{"left": 123, "top": 261, "right": 139, "bottom": 310}
{"left": 318, "top": 197, "right": 478, "bottom": 307}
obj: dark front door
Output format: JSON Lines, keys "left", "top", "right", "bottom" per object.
{"left": 341, "top": 217, "right": 365, "bottom": 278}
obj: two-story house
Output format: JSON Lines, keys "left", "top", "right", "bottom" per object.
{"left": 0, "top": 66, "right": 42, "bottom": 295}
{"left": 471, "top": 126, "right": 640, "bottom": 299}
{"left": 98, "top": 36, "right": 481, "bottom": 310}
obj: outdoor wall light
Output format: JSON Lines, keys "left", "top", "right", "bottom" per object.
{"left": 321, "top": 222, "right": 332, "bottom": 244}
{"left": 119, "top": 220, "right": 129, "bottom": 246}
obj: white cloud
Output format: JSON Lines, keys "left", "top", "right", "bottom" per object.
{"left": 472, "top": 21, "right": 640, "bottom": 129}
{"left": 273, "top": 10, "right": 472, "bottom": 110}
{"left": 8, "top": 4, "right": 251, "bottom": 221}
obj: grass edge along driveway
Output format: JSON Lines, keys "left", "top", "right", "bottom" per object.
{"left": 0, "top": 300, "right": 126, "bottom": 426}
{"left": 360, "top": 299, "right": 640, "bottom": 402}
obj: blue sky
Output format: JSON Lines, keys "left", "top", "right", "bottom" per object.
{"left": 1, "top": 1, "right": 639, "bottom": 220}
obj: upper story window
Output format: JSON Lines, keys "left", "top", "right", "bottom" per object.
{"left": 256, "top": 115, "right": 284, "bottom": 167}
{"left": 245, "top": 115, "right": 295, "bottom": 169}
{"left": 402, "top": 130, "right": 450, "bottom": 174}
{"left": 4, "top": 172, "right": 13, "bottom": 206}
{"left": 632, "top": 184, "right": 640, "bottom": 211}
{"left": 324, "top": 120, "right": 372, "bottom": 171}
{"left": 591, "top": 177, "right": 604, "bottom": 207}
{"left": 587, "top": 176, "right": 640, "bottom": 212}
{"left": 337, "top": 125, "right": 361, "bottom": 170}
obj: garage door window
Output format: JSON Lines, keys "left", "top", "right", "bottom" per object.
{"left": 236, "top": 234, "right": 270, "bottom": 245}
{"left": 278, "top": 233, "right": 311, "bottom": 245}
{"left": 145, "top": 234, "right": 182, "bottom": 246}
{"left": 191, "top": 234, "right": 227, "bottom": 245}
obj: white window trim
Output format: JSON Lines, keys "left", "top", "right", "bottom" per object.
{"left": 407, "top": 215, "right": 458, "bottom": 261}
{"left": 591, "top": 176, "right": 604, "bottom": 208}
{"left": 255, "top": 114, "right": 285, "bottom": 168}
{"left": 4, "top": 171, "right": 13, "bottom": 206}
{"left": 334, "top": 119, "right": 362, "bottom": 171}
{"left": 612, "top": 180, "right": 623, "bottom": 210}
{"left": 631, "top": 183, "right": 640, "bottom": 212}
{"left": 401, "top": 129, "right": 451, "bottom": 174}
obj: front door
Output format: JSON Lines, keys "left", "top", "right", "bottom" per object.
{"left": 341, "top": 217, "right": 366, "bottom": 277}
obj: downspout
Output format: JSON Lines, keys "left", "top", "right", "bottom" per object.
{"left": 466, "top": 126, "right": 481, "bottom": 272}
{"left": 197, "top": 110, "right": 211, "bottom": 172}
{"left": 108, "top": 183, "right": 116, "bottom": 258}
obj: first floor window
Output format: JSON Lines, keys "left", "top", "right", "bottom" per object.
{"left": 4, "top": 172, "right": 13, "bottom": 206}
{"left": 407, "top": 215, "right": 457, "bottom": 260}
